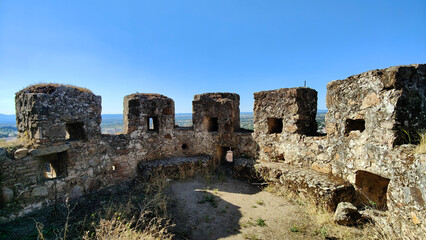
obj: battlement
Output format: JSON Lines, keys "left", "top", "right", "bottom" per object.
{"left": 193, "top": 93, "right": 240, "bottom": 133}
{"left": 1, "top": 64, "right": 425, "bottom": 235}
{"left": 15, "top": 84, "right": 102, "bottom": 144}
{"left": 123, "top": 93, "right": 175, "bottom": 134}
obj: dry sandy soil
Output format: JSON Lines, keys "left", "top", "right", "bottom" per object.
{"left": 0, "top": 169, "right": 368, "bottom": 240}
{"left": 167, "top": 174, "right": 361, "bottom": 240}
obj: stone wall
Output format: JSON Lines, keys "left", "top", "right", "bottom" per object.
{"left": 1, "top": 64, "right": 425, "bottom": 235}
{"left": 253, "top": 87, "right": 322, "bottom": 167}
{"left": 15, "top": 84, "right": 102, "bottom": 145}
{"left": 1, "top": 86, "right": 255, "bottom": 221}
{"left": 253, "top": 64, "right": 425, "bottom": 236}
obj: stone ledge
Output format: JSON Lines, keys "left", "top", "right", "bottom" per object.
{"left": 138, "top": 155, "right": 215, "bottom": 180}
{"left": 29, "top": 144, "right": 70, "bottom": 157}
{"left": 233, "top": 158, "right": 261, "bottom": 182}
{"left": 255, "top": 161, "right": 355, "bottom": 211}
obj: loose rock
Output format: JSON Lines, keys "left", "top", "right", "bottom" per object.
{"left": 334, "top": 202, "right": 361, "bottom": 226}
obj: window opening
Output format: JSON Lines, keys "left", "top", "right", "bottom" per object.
{"left": 204, "top": 116, "right": 219, "bottom": 132}
{"left": 41, "top": 151, "right": 68, "bottom": 179}
{"left": 267, "top": 118, "right": 283, "bottom": 134}
{"left": 65, "top": 122, "right": 86, "bottom": 140}
{"left": 345, "top": 119, "right": 365, "bottom": 136}
{"left": 147, "top": 117, "right": 159, "bottom": 132}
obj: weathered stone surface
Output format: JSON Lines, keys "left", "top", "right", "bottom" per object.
{"left": 32, "top": 186, "right": 48, "bottom": 197}
{"left": 326, "top": 64, "right": 425, "bottom": 145}
{"left": 0, "top": 148, "right": 7, "bottom": 161}
{"left": 15, "top": 84, "right": 102, "bottom": 145}
{"left": 138, "top": 156, "right": 214, "bottom": 180}
{"left": 88, "top": 158, "right": 101, "bottom": 167}
{"left": 14, "top": 148, "right": 28, "bottom": 159}
{"left": 233, "top": 158, "right": 261, "bottom": 182}
{"left": 123, "top": 93, "right": 174, "bottom": 134}
{"left": 254, "top": 87, "right": 318, "bottom": 136}
{"left": 253, "top": 87, "right": 322, "bottom": 164}
{"left": 29, "top": 144, "right": 70, "bottom": 157}
{"left": 256, "top": 161, "right": 355, "bottom": 211}
{"left": 2, "top": 188, "right": 14, "bottom": 203}
{"left": 193, "top": 93, "right": 241, "bottom": 134}
{"left": 334, "top": 202, "right": 361, "bottom": 226}
{"left": 70, "top": 185, "right": 83, "bottom": 199}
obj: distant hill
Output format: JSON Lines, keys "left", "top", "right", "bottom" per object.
{"left": 0, "top": 114, "right": 16, "bottom": 126}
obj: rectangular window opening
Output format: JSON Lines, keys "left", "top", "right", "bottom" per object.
{"left": 41, "top": 151, "right": 68, "bottom": 179}
{"left": 345, "top": 119, "right": 365, "bottom": 136}
{"left": 147, "top": 117, "right": 159, "bottom": 132}
{"left": 267, "top": 118, "right": 283, "bottom": 134}
{"left": 355, "top": 170, "right": 390, "bottom": 210}
{"left": 204, "top": 116, "right": 219, "bottom": 132}
{"left": 66, "top": 122, "right": 86, "bottom": 140}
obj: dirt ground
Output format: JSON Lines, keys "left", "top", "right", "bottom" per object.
{"left": 168, "top": 175, "right": 338, "bottom": 240}
{"left": 0, "top": 169, "right": 367, "bottom": 240}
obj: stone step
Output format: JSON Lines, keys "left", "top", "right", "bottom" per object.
{"left": 138, "top": 155, "right": 215, "bottom": 180}
{"left": 255, "top": 161, "right": 355, "bottom": 211}
{"left": 233, "top": 158, "right": 262, "bottom": 182}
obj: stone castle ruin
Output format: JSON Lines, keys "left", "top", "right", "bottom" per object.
{"left": 1, "top": 64, "right": 425, "bottom": 235}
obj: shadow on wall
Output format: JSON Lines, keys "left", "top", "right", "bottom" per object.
{"left": 355, "top": 170, "right": 390, "bottom": 210}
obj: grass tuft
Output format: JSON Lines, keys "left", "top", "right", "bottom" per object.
{"left": 197, "top": 194, "right": 218, "bottom": 208}
{"left": 255, "top": 199, "right": 264, "bottom": 206}
{"left": 256, "top": 218, "right": 266, "bottom": 227}
{"left": 415, "top": 132, "right": 426, "bottom": 154}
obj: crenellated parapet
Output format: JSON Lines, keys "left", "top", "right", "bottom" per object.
{"left": 1, "top": 86, "right": 255, "bottom": 221}
{"left": 1, "top": 64, "right": 425, "bottom": 235}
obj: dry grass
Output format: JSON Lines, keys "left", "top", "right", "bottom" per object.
{"left": 84, "top": 177, "right": 173, "bottom": 239}
{"left": 22, "top": 83, "right": 92, "bottom": 94}
{"left": 0, "top": 138, "right": 31, "bottom": 159}
{"left": 83, "top": 205, "right": 172, "bottom": 240}
{"left": 415, "top": 132, "right": 426, "bottom": 154}
{"left": 33, "top": 175, "right": 174, "bottom": 240}
{"left": 264, "top": 183, "right": 426, "bottom": 240}
{"left": 0, "top": 139, "right": 24, "bottom": 149}
{"left": 84, "top": 216, "right": 171, "bottom": 240}
{"left": 0, "top": 131, "right": 35, "bottom": 158}
{"left": 264, "top": 183, "right": 372, "bottom": 239}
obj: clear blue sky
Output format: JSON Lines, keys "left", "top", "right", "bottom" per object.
{"left": 1, "top": 0, "right": 425, "bottom": 114}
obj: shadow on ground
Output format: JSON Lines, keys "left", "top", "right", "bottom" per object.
{"left": 168, "top": 176, "right": 259, "bottom": 240}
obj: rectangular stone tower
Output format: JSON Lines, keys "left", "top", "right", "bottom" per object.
{"left": 123, "top": 93, "right": 175, "bottom": 135}
{"left": 15, "top": 84, "right": 102, "bottom": 145}
{"left": 192, "top": 93, "right": 240, "bottom": 134}
{"left": 253, "top": 87, "right": 318, "bottom": 162}
{"left": 326, "top": 64, "right": 426, "bottom": 147}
